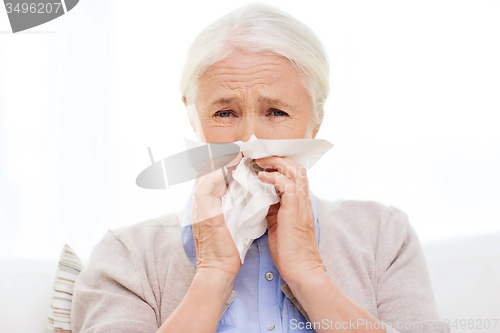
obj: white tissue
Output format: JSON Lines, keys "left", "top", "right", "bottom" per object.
{"left": 184, "top": 134, "right": 333, "bottom": 263}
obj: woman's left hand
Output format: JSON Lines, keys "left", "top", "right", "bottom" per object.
{"left": 255, "top": 156, "right": 326, "bottom": 287}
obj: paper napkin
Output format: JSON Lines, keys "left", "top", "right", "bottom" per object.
{"left": 185, "top": 134, "right": 333, "bottom": 263}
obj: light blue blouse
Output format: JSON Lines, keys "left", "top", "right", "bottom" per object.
{"left": 182, "top": 189, "right": 320, "bottom": 332}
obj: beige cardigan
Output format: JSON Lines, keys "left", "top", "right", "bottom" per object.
{"left": 71, "top": 196, "right": 450, "bottom": 333}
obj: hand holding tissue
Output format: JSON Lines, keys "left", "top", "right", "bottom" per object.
{"left": 212, "top": 134, "right": 333, "bottom": 263}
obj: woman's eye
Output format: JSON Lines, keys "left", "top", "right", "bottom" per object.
{"left": 215, "top": 110, "right": 233, "bottom": 118}
{"left": 269, "top": 109, "right": 288, "bottom": 117}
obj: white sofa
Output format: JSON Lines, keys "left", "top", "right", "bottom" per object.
{"left": 422, "top": 232, "right": 500, "bottom": 332}
{"left": 1, "top": 232, "right": 499, "bottom": 333}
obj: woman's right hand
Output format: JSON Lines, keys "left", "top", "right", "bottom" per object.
{"left": 159, "top": 152, "right": 244, "bottom": 333}
{"left": 191, "top": 151, "right": 244, "bottom": 279}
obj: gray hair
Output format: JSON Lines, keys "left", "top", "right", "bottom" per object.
{"left": 179, "top": 3, "right": 330, "bottom": 128}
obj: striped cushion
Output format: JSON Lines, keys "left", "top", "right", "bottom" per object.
{"left": 47, "top": 244, "right": 84, "bottom": 333}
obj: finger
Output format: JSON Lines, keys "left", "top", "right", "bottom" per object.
{"left": 255, "top": 156, "right": 307, "bottom": 183}
{"left": 226, "top": 151, "right": 243, "bottom": 168}
{"left": 258, "top": 171, "right": 304, "bottom": 204}
{"left": 266, "top": 202, "right": 280, "bottom": 229}
{"left": 192, "top": 198, "right": 225, "bottom": 224}
{"left": 255, "top": 156, "right": 307, "bottom": 179}
{"left": 193, "top": 227, "right": 200, "bottom": 263}
{"left": 194, "top": 165, "right": 234, "bottom": 198}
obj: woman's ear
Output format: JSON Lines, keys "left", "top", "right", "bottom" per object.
{"left": 312, "top": 125, "right": 319, "bottom": 139}
{"left": 183, "top": 97, "right": 207, "bottom": 142}
{"left": 312, "top": 110, "right": 323, "bottom": 138}
{"left": 310, "top": 120, "right": 320, "bottom": 139}
{"left": 182, "top": 96, "right": 194, "bottom": 127}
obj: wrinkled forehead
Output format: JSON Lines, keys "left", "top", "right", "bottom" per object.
{"left": 200, "top": 49, "right": 307, "bottom": 82}
{"left": 196, "top": 50, "right": 311, "bottom": 103}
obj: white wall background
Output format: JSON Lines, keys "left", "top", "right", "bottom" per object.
{"left": 0, "top": 0, "right": 499, "bottom": 262}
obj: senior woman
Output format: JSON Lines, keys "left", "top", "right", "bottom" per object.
{"left": 71, "top": 4, "right": 449, "bottom": 333}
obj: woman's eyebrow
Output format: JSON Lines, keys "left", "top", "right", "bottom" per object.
{"left": 210, "top": 97, "right": 237, "bottom": 107}
{"left": 208, "top": 96, "right": 292, "bottom": 109}
{"left": 258, "top": 96, "right": 291, "bottom": 109}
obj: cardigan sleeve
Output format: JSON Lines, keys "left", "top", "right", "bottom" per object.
{"left": 70, "top": 231, "right": 159, "bottom": 333}
{"left": 375, "top": 206, "right": 450, "bottom": 333}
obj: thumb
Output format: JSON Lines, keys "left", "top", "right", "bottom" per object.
{"left": 266, "top": 202, "right": 280, "bottom": 230}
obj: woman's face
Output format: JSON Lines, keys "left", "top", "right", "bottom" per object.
{"left": 183, "top": 50, "right": 319, "bottom": 143}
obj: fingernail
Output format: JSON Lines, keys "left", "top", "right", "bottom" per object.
{"left": 251, "top": 160, "right": 265, "bottom": 173}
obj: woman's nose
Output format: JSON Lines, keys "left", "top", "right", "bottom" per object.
{"left": 235, "top": 116, "right": 261, "bottom": 142}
